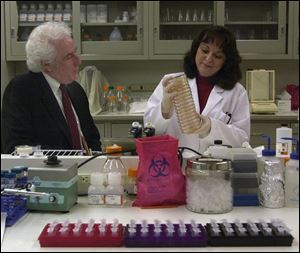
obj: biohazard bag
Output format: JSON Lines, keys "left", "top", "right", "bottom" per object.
{"left": 132, "top": 135, "right": 186, "bottom": 207}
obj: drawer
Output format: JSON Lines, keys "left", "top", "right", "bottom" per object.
{"left": 111, "top": 123, "right": 132, "bottom": 138}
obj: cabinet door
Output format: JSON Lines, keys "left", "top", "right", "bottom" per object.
{"left": 5, "top": 1, "right": 74, "bottom": 61}
{"left": 79, "top": 1, "right": 148, "bottom": 59}
{"left": 151, "top": 1, "right": 216, "bottom": 56}
{"left": 221, "top": 1, "right": 287, "bottom": 55}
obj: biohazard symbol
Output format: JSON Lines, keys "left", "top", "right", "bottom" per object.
{"left": 148, "top": 154, "right": 170, "bottom": 177}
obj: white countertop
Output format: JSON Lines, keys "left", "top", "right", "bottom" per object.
{"left": 1, "top": 197, "right": 299, "bottom": 252}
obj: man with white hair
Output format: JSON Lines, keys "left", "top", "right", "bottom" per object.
{"left": 1, "top": 22, "right": 102, "bottom": 153}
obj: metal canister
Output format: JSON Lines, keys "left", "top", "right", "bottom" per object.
{"left": 185, "top": 158, "right": 233, "bottom": 214}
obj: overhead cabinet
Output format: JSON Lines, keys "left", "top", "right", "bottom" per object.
{"left": 4, "top": 1, "right": 297, "bottom": 60}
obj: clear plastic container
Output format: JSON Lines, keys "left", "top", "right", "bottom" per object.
{"left": 88, "top": 173, "right": 106, "bottom": 205}
{"left": 171, "top": 74, "right": 202, "bottom": 134}
{"left": 105, "top": 172, "right": 125, "bottom": 206}
{"left": 107, "top": 86, "right": 117, "bottom": 113}
{"left": 109, "top": 27, "right": 123, "bottom": 41}
{"left": 185, "top": 158, "right": 233, "bottom": 214}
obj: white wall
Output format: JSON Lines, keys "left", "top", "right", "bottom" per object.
{"left": 11, "top": 59, "right": 299, "bottom": 96}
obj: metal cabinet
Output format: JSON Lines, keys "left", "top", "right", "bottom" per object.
{"left": 76, "top": 1, "right": 149, "bottom": 60}
{"left": 4, "top": 1, "right": 297, "bottom": 60}
{"left": 4, "top": 1, "right": 148, "bottom": 61}
{"left": 149, "top": 1, "right": 293, "bottom": 59}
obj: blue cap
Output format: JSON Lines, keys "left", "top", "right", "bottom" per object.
{"left": 281, "top": 137, "right": 299, "bottom": 160}
{"left": 261, "top": 134, "right": 275, "bottom": 156}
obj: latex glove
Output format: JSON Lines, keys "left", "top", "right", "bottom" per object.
{"left": 198, "top": 115, "right": 211, "bottom": 138}
{"left": 161, "top": 75, "right": 178, "bottom": 119}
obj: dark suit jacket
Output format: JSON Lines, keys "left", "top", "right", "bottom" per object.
{"left": 1, "top": 72, "right": 102, "bottom": 153}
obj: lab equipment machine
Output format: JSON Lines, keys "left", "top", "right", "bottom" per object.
{"left": 246, "top": 69, "right": 278, "bottom": 113}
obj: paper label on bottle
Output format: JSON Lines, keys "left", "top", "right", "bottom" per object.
{"left": 19, "top": 14, "right": 27, "bottom": 22}
{"left": 105, "top": 194, "right": 122, "bottom": 205}
{"left": 45, "top": 14, "right": 54, "bottom": 22}
{"left": 88, "top": 194, "right": 105, "bottom": 205}
{"left": 37, "top": 14, "right": 45, "bottom": 22}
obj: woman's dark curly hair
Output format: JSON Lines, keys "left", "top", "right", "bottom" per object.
{"left": 183, "top": 25, "right": 242, "bottom": 90}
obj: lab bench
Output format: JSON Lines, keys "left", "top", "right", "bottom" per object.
{"left": 1, "top": 197, "right": 299, "bottom": 252}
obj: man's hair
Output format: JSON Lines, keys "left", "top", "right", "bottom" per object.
{"left": 183, "top": 25, "right": 242, "bottom": 90}
{"left": 25, "top": 22, "right": 72, "bottom": 73}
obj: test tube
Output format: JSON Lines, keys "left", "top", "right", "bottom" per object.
{"left": 85, "top": 218, "right": 95, "bottom": 236}
{"left": 99, "top": 219, "right": 106, "bottom": 236}
{"left": 140, "top": 219, "right": 148, "bottom": 236}
{"left": 111, "top": 219, "right": 119, "bottom": 236}
{"left": 178, "top": 220, "right": 186, "bottom": 236}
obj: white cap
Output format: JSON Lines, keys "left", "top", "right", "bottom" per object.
{"left": 108, "top": 172, "right": 121, "bottom": 185}
{"left": 91, "top": 173, "right": 105, "bottom": 185}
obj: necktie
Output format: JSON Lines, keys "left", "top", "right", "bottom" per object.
{"left": 60, "top": 84, "right": 81, "bottom": 149}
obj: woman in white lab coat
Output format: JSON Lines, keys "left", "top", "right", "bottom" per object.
{"left": 144, "top": 26, "right": 250, "bottom": 154}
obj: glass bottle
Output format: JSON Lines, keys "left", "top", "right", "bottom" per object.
{"left": 116, "top": 85, "right": 125, "bottom": 113}
{"left": 101, "top": 144, "right": 126, "bottom": 187}
{"left": 109, "top": 27, "right": 123, "bottom": 41}
{"left": 107, "top": 86, "right": 117, "bottom": 113}
{"left": 100, "top": 84, "right": 109, "bottom": 112}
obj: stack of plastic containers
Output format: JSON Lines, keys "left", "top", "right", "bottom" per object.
{"left": 171, "top": 74, "right": 201, "bottom": 134}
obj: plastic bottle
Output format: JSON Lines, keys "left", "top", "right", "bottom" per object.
{"left": 27, "top": 4, "right": 37, "bottom": 22}
{"left": 19, "top": 4, "right": 28, "bottom": 22}
{"left": 125, "top": 167, "right": 137, "bottom": 195}
{"left": 45, "top": 3, "right": 54, "bottom": 22}
{"left": 105, "top": 172, "right": 124, "bottom": 206}
{"left": 88, "top": 173, "right": 106, "bottom": 205}
{"left": 282, "top": 138, "right": 299, "bottom": 207}
{"left": 109, "top": 27, "right": 123, "bottom": 41}
{"left": 36, "top": 3, "right": 45, "bottom": 22}
{"left": 258, "top": 134, "right": 285, "bottom": 208}
{"left": 276, "top": 124, "right": 292, "bottom": 158}
{"left": 171, "top": 74, "right": 202, "bottom": 134}
{"left": 63, "top": 3, "right": 72, "bottom": 22}
{"left": 54, "top": 3, "right": 63, "bottom": 22}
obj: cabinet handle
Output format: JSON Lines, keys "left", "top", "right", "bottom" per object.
{"left": 11, "top": 27, "right": 15, "bottom": 38}
{"left": 139, "top": 27, "right": 143, "bottom": 35}
{"left": 280, "top": 26, "right": 285, "bottom": 37}
{"left": 154, "top": 27, "right": 158, "bottom": 38}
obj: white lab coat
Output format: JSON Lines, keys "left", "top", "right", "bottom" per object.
{"left": 144, "top": 73, "right": 250, "bottom": 154}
